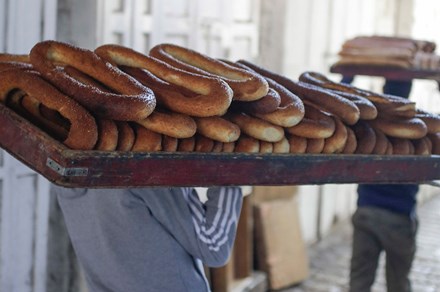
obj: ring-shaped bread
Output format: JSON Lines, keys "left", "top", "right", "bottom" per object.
{"left": 30, "top": 40, "right": 156, "bottom": 121}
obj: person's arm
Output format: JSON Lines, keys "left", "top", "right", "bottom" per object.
{"left": 132, "top": 186, "right": 243, "bottom": 267}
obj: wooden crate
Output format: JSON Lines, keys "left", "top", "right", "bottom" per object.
{"left": 1, "top": 103, "right": 440, "bottom": 188}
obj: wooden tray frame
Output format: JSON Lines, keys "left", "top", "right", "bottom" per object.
{"left": 1, "top": 103, "right": 440, "bottom": 188}
{"left": 330, "top": 64, "right": 440, "bottom": 83}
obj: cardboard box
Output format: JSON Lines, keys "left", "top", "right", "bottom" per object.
{"left": 254, "top": 196, "right": 309, "bottom": 290}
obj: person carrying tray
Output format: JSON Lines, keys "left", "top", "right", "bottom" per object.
{"left": 51, "top": 185, "right": 243, "bottom": 292}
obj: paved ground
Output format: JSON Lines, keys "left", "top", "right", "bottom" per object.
{"left": 281, "top": 192, "right": 440, "bottom": 292}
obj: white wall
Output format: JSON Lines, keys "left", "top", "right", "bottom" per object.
{"left": 281, "top": 0, "right": 440, "bottom": 243}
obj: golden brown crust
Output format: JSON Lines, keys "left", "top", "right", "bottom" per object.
{"left": 0, "top": 61, "right": 33, "bottom": 72}
{"left": 30, "top": 41, "right": 156, "bottom": 121}
{"left": 150, "top": 44, "right": 269, "bottom": 101}
{"left": 232, "top": 61, "right": 305, "bottom": 126}
{"left": 211, "top": 141, "right": 223, "bottom": 153}
{"left": 353, "top": 121, "right": 377, "bottom": 154}
{"left": 194, "top": 135, "right": 215, "bottom": 152}
{"left": 116, "top": 122, "right": 135, "bottom": 151}
{"left": 273, "top": 137, "right": 290, "bottom": 153}
{"left": 237, "top": 61, "right": 360, "bottom": 125}
{"left": 415, "top": 109, "right": 440, "bottom": 134}
{"left": 177, "top": 137, "right": 196, "bottom": 152}
{"left": 306, "top": 138, "right": 325, "bottom": 154}
{"left": 384, "top": 141, "right": 393, "bottom": 155}
{"left": 234, "top": 135, "right": 260, "bottom": 153}
{"left": 428, "top": 133, "right": 440, "bottom": 155}
{"left": 299, "top": 72, "right": 377, "bottom": 120}
{"left": 0, "top": 69, "right": 97, "bottom": 150}
{"left": 234, "top": 88, "right": 281, "bottom": 114}
{"left": 322, "top": 117, "right": 348, "bottom": 154}
{"left": 131, "top": 124, "right": 162, "bottom": 152}
{"left": 371, "top": 128, "right": 389, "bottom": 155}
{"left": 389, "top": 137, "right": 412, "bottom": 155}
{"left": 222, "top": 142, "right": 235, "bottom": 153}
{"left": 19, "top": 94, "right": 69, "bottom": 140}
{"left": 411, "top": 137, "right": 431, "bottom": 155}
{"left": 327, "top": 90, "right": 378, "bottom": 120}
{"left": 162, "top": 135, "right": 179, "bottom": 152}
{"left": 286, "top": 103, "right": 335, "bottom": 139}
{"left": 368, "top": 117, "right": 427, "bottom": 139}
{"left": 287, "top": 134, "right": 307, "bottom": 154}
{"left": 341, "top": 127, "right": 358, "bottom": 154}
{"left": 226, "top": 112, "right": 284, "bottom": 142}
{"left": 194, "top": 116, "right": 240, "bottom": 142}
{"left": 136, "top": 109, "right": 196, "bottom": 138}
{"left": 106, "top": 50, "right": 233, "bottom": 118}
{"left": 259, "top": 141, "right": 274, "bottom": 153}
{"left": 95, "top": 119, "right": 119, "bottom": 151}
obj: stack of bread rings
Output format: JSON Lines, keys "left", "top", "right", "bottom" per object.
{"left": 1, "top": 40, "right": 440, "bottom": 155}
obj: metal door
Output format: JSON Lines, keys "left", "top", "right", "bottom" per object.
{"left": 97, "top": 0, "right": 260, "bottom": 59}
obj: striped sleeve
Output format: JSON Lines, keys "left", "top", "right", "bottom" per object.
{"left": 183, "top": 187, "right": 243, "bottom": 267}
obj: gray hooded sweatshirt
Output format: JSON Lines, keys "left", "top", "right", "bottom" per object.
{"left": 52, "top": 185, "right": 243, "bottom": 292}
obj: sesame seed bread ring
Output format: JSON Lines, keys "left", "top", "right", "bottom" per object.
{"left": 298, "top": 71, "right": 415, "bottom": 119}
{"left": 227, "top": 112, "right": 285, "bottom": 142}
{"left": 286, "top": 103, "right": 336, "bottom": 139}
{"left": 104, "top": 50, "right": 233, "bottom": 117}
{"left": 222, "top": 142, "right": 235, "bottom": 153}
{"left": 415, "top": 109, "right": 440, "bottom": 134}
{"left": 194, "top": 116, "right": 241, "bottom": 143}
{"left": 412, "top": 137, "right": 431, "bottom": 155}
{"left": 327, "top": 89, "right": 377, "bottom": 120}
{"left": 211, "top": 142, "right": 223, "bottom": 153}
{"left": 136, "top": 109, "right": 196, "bottom": 139}
{"left": 177, "top": 137, "right": 196, "bottom": 152}
{"left": 253, "top": 82, "right": 305, "bottom": 127}
{"left": 428, "top": 133, "right": 440, "bottom": 155}
{"left": 115, "top": 122, "right": 135, "bottom": 151}
{"left": 341, "top": 127, "right": 357, "bottom": 154}
{"left": 299, "top": 71, "right": 361, "bottom": 94}
{"left": 259, "top": 141, "right": 274, "bottom": 153}
{"left": 368, "top": 117, "right": 427, "bottom": 139}
{"left": 131, "top": 124, "right": 162, "bottom": 152}
{"left": 19, "top": 94, "right": 69, "bottom": 140}
{"left": 0, "top": 69, "right": 97, "bottom": 150}
{"left": 237, "top": 61, "right": 360, "bottom": 125}
{"left": 234, "top": 135, "right": 260, "bottom": 153}
{"left": 287, "top": 134, "right": 307, "bottom": 154}
{"left": 150, "top": 44, "right": 269, "bottom": 101}
{"left": 194, "top": 135, "right": 215, "bottom": 152}
{"left": 389, "top": 138, "right": 412, "bottom": 155}
{"left": 306, "top": 138, "right": 325, "bottom": 154}
{"left": 0, "top": 61, "right": 33, "bottom": 72}
{"left": 162, "top": 135, "right": 179, "bottom": 152}
{"left": 234, "top": 88, "right": 281, "bottom": 114}
{"left": 322, "top": 117, "right": 348, "bottom": 154}
{"left": 371, "top": 128, "right": 389, "bottom": 155}
{"left": 352, "top": 121, "right": 376, "bottom": 154}
{"left": 94, "top": 119, "right": 119, "bottom": 151}
{"left": 30, "top": 41, "right": 156, "bottom": 121}
{"left": 273, "top": 137, "right": 290, "bottom": 153}
{"left": 233, "top": 61, "right": 306, "bottom": 127}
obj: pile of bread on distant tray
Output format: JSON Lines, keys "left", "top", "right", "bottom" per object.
{"left": 335, "top": 35, "right": 440, "bottom": 70}
{"left": 0, "top": 40, "right": 440, "bottom": 155}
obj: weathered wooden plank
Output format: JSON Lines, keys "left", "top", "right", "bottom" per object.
{"left": 330, "top": 64, "right": 440, "bottom": 82}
